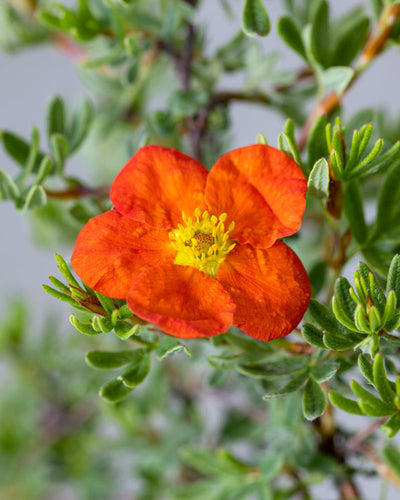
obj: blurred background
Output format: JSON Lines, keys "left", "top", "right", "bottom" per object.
{"left": 1, "top": 0, "right": 400, "bottom": 499}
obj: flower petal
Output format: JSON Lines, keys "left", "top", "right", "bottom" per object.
{"left": 217, "top": 242, "right": 311, "bottom": 341}
{"left": 71, "top": 209, "right": 174, "bottom": 299}
{"left": 127, "top": 265, "right": 236, "bottom": 338}
{"left": 111, "top": 145, "right": 208, "bottom": 229}
{"left": 205, "top": 145, "right": 307, "bottom": 248}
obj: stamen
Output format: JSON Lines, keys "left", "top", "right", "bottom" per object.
{"left": 169, "top": 207, "right": 236, "bottom": 278}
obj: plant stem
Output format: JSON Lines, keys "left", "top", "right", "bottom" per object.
{"left": 297, "top": 4, "right": 400, "bottom": 152}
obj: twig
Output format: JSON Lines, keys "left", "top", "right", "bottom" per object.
{"left": 297, "top": 4, "right": 400, "bottom": 152}
{"left": 45, "top": 184, "right": 110, "bottom": 200}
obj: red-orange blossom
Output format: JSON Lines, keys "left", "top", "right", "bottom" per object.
{"left": 71, "top": 144, "right": 311, "bottom": 341}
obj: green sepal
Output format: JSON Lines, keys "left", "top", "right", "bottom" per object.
{"left": 358, "top": 354, "right": 374, "bottom": 385}
{"left": 343, "top": 180, "right": 367, "bottom": 244}
{"left": 114, "top": 321, "right": 140, "bottom": 339}
{"left": 99, "top": 378, "right": 133, "bottom": 403}
{"left": 373, "top": 354, "right": 395, "bottom": 404}
{"left": 307, "top": 158, "right": 329, "bottom": 200}
{"left": 241, "top": 0, "right": 270, "bottom": 37}
{"left": 310, "top": 362, "right": 338, "bottom": 383}
{"left": 382, "top": 415, "right": 400, "bottom": 438}
{"left": 0, "top": 169, "right": 20, "bottom": 201}
{"left": 118, "top": 350, "right": 151, "bottom": 388}
{"left": 302, "top": 323, "right": 326, "bottom": 349}
{"left": 69, "top": 314, "right": 101, "bottom": 335}
{"left": 86, "top": 349, "right": 142, "bottom": 369}
{"left": 156, "top": 336, "right": 190, "bottom": 360}
{"left": 328, "top": 390, "right": 364, "bottom": 415}
{"left": 302, "top": 378, "right": 327, "bottom": 421}
{"left": 332, "top": 296, "right": 358, "bottom": 331}
{"left": 262, "top": 370, "right": 309, "bottom": 399}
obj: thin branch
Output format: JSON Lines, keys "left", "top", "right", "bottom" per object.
{"left": 45, "top": 184, "right": 110, "bottom": 200}
{"left": 297, "top": 4, "right": 400, "bottom": 152}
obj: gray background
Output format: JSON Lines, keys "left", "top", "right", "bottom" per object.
{"left": 1, "top": 1, "right": 400, "bottom": 498}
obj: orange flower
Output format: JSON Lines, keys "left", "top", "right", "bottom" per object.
{"left": 71, "top": 145, "right": 311, "bottom": 341}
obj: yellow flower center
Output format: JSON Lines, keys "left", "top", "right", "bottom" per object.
{"left": 169, "top": 207, "right": 236, "bottom": 278}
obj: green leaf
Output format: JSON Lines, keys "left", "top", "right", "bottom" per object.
{"left": 18, "top": 185, "right": 47, "bottom": 211}
{"left": 93, "top": 291, "right": 115, "bottom": 315}
{"left": 69, "top": 99, "right": 93, "bottom": 153}
{"left": 307, "top": 158, "right": 329, "bottom": 199}
{"left": 310, "top": 362, "right": 338, "bottom": 383}
{"left": 99, "top": 378, "right": 133, "bottom": 402}
{"left": 69, "top": 314, "right": 101, "bottom": 335}
{"left": 156, "top": 336, "right": 190, "bottom": 360}
{"left": 308, "top": 299, "right": 348, "bottom": 336}
{"left": 387, "top": 254, "right": 400, "bottom": 302}
{"left": 302, "top": 378, "right": 327, "bottom": 420}
{"left": 334, "top": 277, "right": 356, "bottom": 319}
{"left": 373, "top": 354, "right": 395, "bottom": 404}
{"left": 351, "top": 380, "right": 394, "bottom": 415}
{"left": 2, "top": 131, "right": 45, "bottom": 174}
{"left": 55, "top": 254, "right": 81, "bottom": 288}
{"left": 50, "top": 134, "right": 68, "bottom": 173}
{"left": 323, "top": 329, "right": 364, "bottom": 350}
{"left": 47, "top": 96, "right": 66, "bottom": 142}
{"left": 382, "top": 414, "right": 400, "bottom": 438}
{"left": 114, "top": 321, "right": 140, "bottom": 339}
{"left": 262, "top": 370, "right": 309, "bottom": 399}
{"left": 241, "top": 0, "right": 270, "bottom": 37}
{"left": 0, "top": 169, "right": 20, "bottom": 201}
{"left": 302, "top": 323, "right": 326, "bottom": 349}
{"left": 382, "top": 290, "right": 397, "bottom": 328}
{"left": 332, "top": 296, "right": 358, "bottom": 332}
{"left": 277, "top": 16, "right": 307, "bottom": 60}
{"left": 320, "top": 66, "right": 354, "bottom": 94}
{"left": 358, "top": 354, "right": 374, "bottom": 385}
{"left": 118, "top": 350, "right": 151, "bottom": 388}
{"left": 343, "top": 180, "right": 367, "bottom": 244}
{"left": 42, "top": 284, "right": 86, "bottom": 311}
{"left": 311, "top": 0, "right": 330, "bottom": 67}
{"left": 330, "top": 11, "right": 369, "bottom": 66}
{"left": 307, "top": 115, "right": 328, "bottom": 174}
{"left": 86, "top": 349, "right": 141, "bottom": 370}
{"left": 328, "top": 390, "right": 364, "bottom": 415}
{"left": 238, "top": 355, "right": 309, "bottom": 379}
{"left": 179, "top": 447, "right": 240, "bottom": 476}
